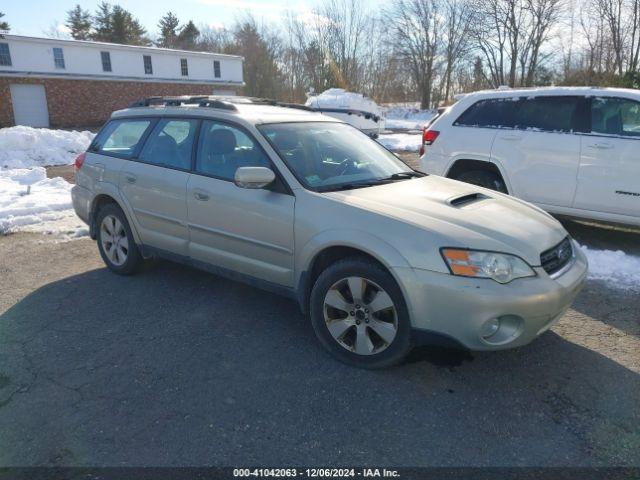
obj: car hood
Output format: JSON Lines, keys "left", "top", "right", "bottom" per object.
{"left": 324, "top": 176, "right": 567, "bottom": 266}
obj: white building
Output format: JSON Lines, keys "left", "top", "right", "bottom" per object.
{"left": 0, "top": 34, "right": 244, "bottom": 128}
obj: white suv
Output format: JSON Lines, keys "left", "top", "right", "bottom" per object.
{"left": 419, "top": 87, "right": 640, "bottom": 227}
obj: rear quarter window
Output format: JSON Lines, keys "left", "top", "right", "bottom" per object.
{"left": 454, "top": 98, "right": 518, "bottom": 129}
{"left": 91, "top": 119, "right": 153, "bottom": 158}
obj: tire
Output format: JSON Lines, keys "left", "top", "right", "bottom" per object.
{"left": 96, "top": 203, "right": 143, "bottom": 275}
{"left": 454, "top": 169, "right": 508, "bottom": 193}
{"left": 309, "top": 257, "right": 412, "bottom": 369}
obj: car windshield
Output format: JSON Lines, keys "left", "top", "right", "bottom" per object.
{"left": 258, "top": 122, "right": 419, "bottom": 192}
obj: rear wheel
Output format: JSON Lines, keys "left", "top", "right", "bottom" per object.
{"left": 454, "top": 169, "right": 507, "bottom": 193}
{"left": 96, "top": 203, "right": 143, "bottom": 275}
{"left": 310, "top": 257, "right": 412, "bottom": 369}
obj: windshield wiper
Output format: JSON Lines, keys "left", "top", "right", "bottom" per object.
{"left": 384, "top": 171, "right": 425, "bottom": 180}
{"left": 318, "top": 181, "right": 384, "bottom": 192}
{"left": 318, "top": 172, "right": 425, "bottom": 192}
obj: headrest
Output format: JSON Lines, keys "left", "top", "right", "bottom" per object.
{"left": 207, "top": 129, "right": 237, "bottom": 155}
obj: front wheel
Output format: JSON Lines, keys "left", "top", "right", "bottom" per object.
{"left": 309, "top": 258, "right": 412, "bottom": 369}
{"left": 454, "top": 169, "right": 508, "bottom": 193}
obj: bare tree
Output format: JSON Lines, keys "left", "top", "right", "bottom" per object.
{"left": 388, "top": 0, "right": 441, "bottom": 108}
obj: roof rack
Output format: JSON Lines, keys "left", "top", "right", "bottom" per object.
{"left": 128, "top": 96, "right": 238, "bottom": 111}
{"left": 128, "top": 95, "right": 314, "bottom": 112}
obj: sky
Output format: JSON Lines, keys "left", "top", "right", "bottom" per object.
{"left": 2, "top": 0, "right": 349, "bottom": 38}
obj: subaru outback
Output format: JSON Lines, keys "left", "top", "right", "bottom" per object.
{"left": 72, "top": 96, "right": 588, "bottom": 368}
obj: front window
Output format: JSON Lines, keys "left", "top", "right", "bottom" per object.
{"left": 180, "top": 58, "right": 188, "bottom": 76}
{"left": 258, "top": 122, "right": 418, "bottom": 192}
{"left": 53, "top": 47, "right": 65, "bottom": 69}
{"left": 213, "top": 60, "right": 221, "bottom": 78}
{"left": 591, "top": 97, "right": 640, "bottom": 137}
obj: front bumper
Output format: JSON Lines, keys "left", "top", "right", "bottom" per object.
{"left": 395, "top": 247, "right": 588, "bottom": 350}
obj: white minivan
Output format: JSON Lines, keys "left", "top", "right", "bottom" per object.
{"left": 419, "top": 87, "right": 640, "bottom": 227}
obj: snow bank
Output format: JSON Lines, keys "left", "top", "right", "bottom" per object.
{"left": 0, "top": 167, "right": 87, "bottom": 238}
{"left": 0, "top": 126, "right": 94, "bottom": 169}
{"left": 377, "top": 133, "right": 422, "bottom": 152}
{"left": 383, "top": 103, "right": 436, "bottom": 130}
{"left": 581, "top": 246, "right": 640, "bottom": 290}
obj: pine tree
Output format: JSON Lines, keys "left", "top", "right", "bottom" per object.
{"left": 91, "top": 3, "right": 149, "bottom": 45}
{"left": 157, "top": 12, "right": 180, "bottom": 48}
{"left": 0, "top": 12, "right": 10, "bottom": 31}
{"left": 177, "top": 20, "right": 199, "bottom": 50}
{"left": 65, "top": 5, "right": 92, "bottom": 40}
{"left": 92, "top": 2, "right": 112, "bottom": 42}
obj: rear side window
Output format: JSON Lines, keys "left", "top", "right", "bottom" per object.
{"left": 195, "top": 120, "right": 270, "bottom": 180}
{"left": 92, "top": 119, "right": 152, "bottom": 158}
{"left": 514, "top": 96, "right": 583, "bottom": 133}
{"left": 591, "top": 97, "right": 640, "bottom": 137}
{"left": 454, "top": 98, "right": 518, "bottom": 128}
{"left": 139, "top": 119, "right": 198, "bottom": 170}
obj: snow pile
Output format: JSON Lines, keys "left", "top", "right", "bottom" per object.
{"left": 306, "top": 88, "right": 382, "bottom": 113}
{"left": 377, "top": 133, "right": 422, "bottom": 152}
{"left": 384, "top": 103, "right": 436, "bottom": 130}
{"left": 581, "top": 246, "right": 640, "bottom": 290}
{"left": 0, "top": 126, "right": 94, "bottom": 169}
{"left": 0, "top": 167, "right": 87, "bottom": 238}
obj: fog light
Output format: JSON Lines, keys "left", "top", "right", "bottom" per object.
{"left": 480, "top": 318, "right": 500, "bottom": 339}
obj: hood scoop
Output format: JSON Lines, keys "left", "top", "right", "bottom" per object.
{"left": 448, "top": 192, "right": 490, "bottom": 208}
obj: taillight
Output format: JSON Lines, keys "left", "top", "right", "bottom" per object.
{"left": 423, "top": 129, "right": 440, "bottom": 145}
{"left": 74, "top": 152, "right": 86, "bottom": 170}
{"left": 419, "top": 129, "right": 439, "bottom": 156}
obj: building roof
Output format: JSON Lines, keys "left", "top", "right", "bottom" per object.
{"left": 2, "top": 34, "right": 243, "bottom": 60}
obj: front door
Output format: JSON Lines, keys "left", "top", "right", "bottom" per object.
{"left": 119, "top": 118, "right": 198, "bottom": 256}
{"left": 575, "top": 96, "right": 640, "bottom": 217}
{"left": 187, "top": 120, "right": 295, "bottom": 287}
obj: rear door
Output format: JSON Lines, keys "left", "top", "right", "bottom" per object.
{"left": 186, "top": 120, "right": 295, "bottom": 287}
{"left": 490, "top": 95, "right": 585, "bottom": 207}
{"left": 118, "top": 118, "right": 198, "bottom": 256}
{"left": 575, "top": 96, "right": 640, "bottom": 217}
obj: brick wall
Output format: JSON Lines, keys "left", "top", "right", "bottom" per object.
{"left": 0, "top": 77, "right": 239, "bottom": 128}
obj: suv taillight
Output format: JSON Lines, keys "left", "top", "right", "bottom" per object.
{"left": 74, "top": 152, "right": 86, "bottom": 170}
{"left": 419, "top": 129, "right": 439, "bottom": 156}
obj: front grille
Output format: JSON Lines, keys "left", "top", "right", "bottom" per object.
{"left": 540, "top": 237, "right": 573, "bottom": 275}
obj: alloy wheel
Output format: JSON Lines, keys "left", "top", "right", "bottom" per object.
{"left": 323, "top": 276, "right": 398, "bottom": 355}
{"left": 100, "top": 214, "right": 129, "bottom": 267}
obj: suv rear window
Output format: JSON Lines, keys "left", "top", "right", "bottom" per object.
{"left": 454, "top": 98, "right": 518, "bottom": 128}
{"left": 92, "top": 119, "right": 152, "bottom": 158}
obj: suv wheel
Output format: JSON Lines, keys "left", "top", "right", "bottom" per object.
{"left": 310, "top": 257, "right": 412, "bottom": 368}
{"left": 454, "top": 170, "right": 507, "bottom": 193}
{"left": 96, "top": 203, "right": 143, "bottom": 275}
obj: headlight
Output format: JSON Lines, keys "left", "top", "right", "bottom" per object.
{"left": 441, "top": 248, "right": 535, "bottom": 284}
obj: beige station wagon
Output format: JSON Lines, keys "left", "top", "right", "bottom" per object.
{"left": 72, "top": 96, "right": 588, "bottom": 368}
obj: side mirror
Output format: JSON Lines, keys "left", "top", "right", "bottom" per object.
{"left": 234, "top": 166, "right": 276, "bottom": 189}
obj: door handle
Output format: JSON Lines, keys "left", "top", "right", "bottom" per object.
{"left": 124, "top": 174, "right": 137, "bottom": 184}
{"left": 588, "top": 142, "right": 613, "bottom": 150}
{"left": 193, "top": 190, "right": 210, "bottom": 201}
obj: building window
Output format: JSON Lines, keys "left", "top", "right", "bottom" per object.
{"left": 143, "top": 55, "right": 153, "bottom": 74}
{"left": 0, "top": 43, "right": 11, "bottom": 66}
{"left": 53, "top": 47, "right": 65, "bottom": 69}
{"left": 213, "top": 60, "right": 221, "bottom": 78}
{"left": 101, "top": 51, "right": 112, "bottom": 72}
{"left": 180, "top": 58, "right": 188, "bottom": 76}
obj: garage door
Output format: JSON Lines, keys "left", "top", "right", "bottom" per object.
{"left": 10, "top": 84, "right": 50, "bottom": 128}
